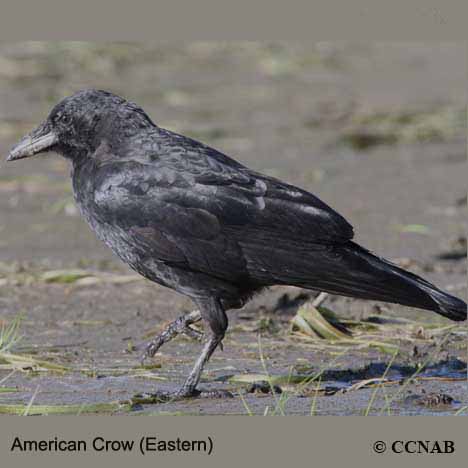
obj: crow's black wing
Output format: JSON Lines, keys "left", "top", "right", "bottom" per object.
{"left": 118, "top": 127, "right": 354, "bottom": 242}
{"left": 91, "top": 131, "right": 353, "bottom": 281}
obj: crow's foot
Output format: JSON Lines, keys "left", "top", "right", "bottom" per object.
{"left": 198, "top": 389, "right": 234, "bottom": 399}
{"left": 131, "top": 387, "right": 233, "bottom": 405}
{"left": 140, "top": 310, "right": 202, "bottom": 364}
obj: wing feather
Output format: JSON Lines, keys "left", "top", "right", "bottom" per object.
{"left": 91, "top": 129, "right": 354, "bottom": 282}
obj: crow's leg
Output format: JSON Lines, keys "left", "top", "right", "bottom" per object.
{"left": 176, "top": 297, "right": 229, "bottom": 398}
{"left": 141, "top": 309, "right": 202, "bottom": 363}
{"left": 133, "top": 299, "right": 231, "bottom": 402}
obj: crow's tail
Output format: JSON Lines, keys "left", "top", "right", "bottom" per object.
{"left": 289, "top": 241, "right": 466, "bottom": 321}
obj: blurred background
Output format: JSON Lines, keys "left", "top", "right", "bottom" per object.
{"left": 0, "top": 43, "right": 465, "bottom": 415}
{"left": 0, "top": 42, "right": 465, "bottom": 266}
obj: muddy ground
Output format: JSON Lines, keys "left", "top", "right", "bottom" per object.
{"left": 0, "top": 42, "right": 466, "bottom": 415}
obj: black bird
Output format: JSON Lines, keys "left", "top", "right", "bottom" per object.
{"left": 7, "top": 90, "right": 466, "bottom": 398}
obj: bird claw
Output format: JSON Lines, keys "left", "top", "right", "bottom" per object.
{"left": 140, "top": 311, "right": 203, "bottom": 364}
{"left": 182, "top": 325, "right": 204, "bottom": 342}
{"left": 131, "top": 387, "right": 233, "bottom": 405}
{"left": 198, "top": 389, "right": 233, "bottom": 399}
{"left": 131, "top": 391, "right": 178, "bottom": 404}
{"left": 141, "top": 339, "right": 163, "bottom": 363}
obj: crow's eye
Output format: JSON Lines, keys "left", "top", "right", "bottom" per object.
{"left": 53, "top": 113, "right": 68, "bottom": 125}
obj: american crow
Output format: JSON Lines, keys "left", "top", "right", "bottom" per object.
{"left": 7, "top": 89, "right": 466, "bottom": 398}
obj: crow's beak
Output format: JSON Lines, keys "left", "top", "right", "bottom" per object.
{"left": 7, "top": 122, "right": 58, "bottom": 162}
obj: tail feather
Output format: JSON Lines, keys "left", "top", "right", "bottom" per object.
{"left": 417, "top": 285, "right": 467, "bottom": 321}
{"left": 284, "top": 241, "right": 467, "bottom": 321}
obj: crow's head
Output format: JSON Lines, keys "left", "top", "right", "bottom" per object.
{"left": 7, "top": 89, "right": 154, "bottom": 162}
